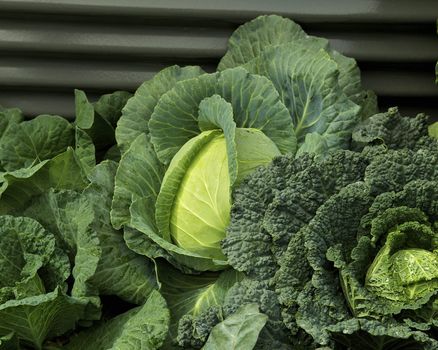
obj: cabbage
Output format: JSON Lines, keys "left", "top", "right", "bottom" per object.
{"left": 112, "top": 15, "right": 373, "bottom": 271}
{"left": 167, "top": 129, "right": 280, "bottom": 259}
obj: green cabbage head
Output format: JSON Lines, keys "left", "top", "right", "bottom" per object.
{"left": 165, "top": 129, "right": 280, "bottom": 259}
{"left": 364, "top": 219, "right": 438, "bottom": 304}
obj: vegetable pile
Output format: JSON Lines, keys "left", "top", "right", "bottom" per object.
{"left": 0, "top": 14, "right": 437, "bottom": 350}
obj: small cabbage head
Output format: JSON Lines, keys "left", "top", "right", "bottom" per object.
{"left": 365, "top": 221, "right": 438, "bottom": 303}
{"left": 336, "top": 205, "right": 438, "bottom": 326}
{"left": 158, "top": 128, "right": 280, "bottom": 260}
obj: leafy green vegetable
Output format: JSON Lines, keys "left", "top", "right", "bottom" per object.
{"left": 0, "top": 215, "right": 89, "bottom": 349}
{"left": 202, "top": 304, "right": 268, "bottom": 350}
{"left": 116, "top": 65, "right": 204, "bottom": 154}
{"left": 0, "top": 91, "right": 160, "bottom": 348}
{"left": 429, "top": 122, "right": 438, "bottom": 138}
{"left": 0, "top": 114, "right": 74, "bottom": 172}
{"left": 351, "top": 107, "right": 430, "bottom": 150}
{"left": 111, "top": 15, "right": 373, "bottom": 282}
{"left": 112, "top": 66, "right": 296, "bottom": 272}
{"left": 64, "top": 291, "right": 169, "bottom": 350}
{"left": 161, "top": 128, "right": 280, "bottom": 260}
{"left": 0, "top": 148, "right": 88, "bottom": 214}
{"left": 225, "top": 109, "right": 438, "bottom": 348}
{"left": 75, "top": 14, "right": 378, "bottom": 349}
{"left": 75, "top": 89, "right": 132, "bottom": 152}
{"left": 219, "top": 15, "right": 378, "bottom": 150}
{"left": 5, "top": 13, "right": 437, "bottom": 350}
{"left": 156, "top": 262, "right": 243, "bottom": 348}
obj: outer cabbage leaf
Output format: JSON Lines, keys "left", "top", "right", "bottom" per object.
{"left": 0, "top": 154, "right": 159, "bottom": 348}
{"left": 218, "top": 15, "right": 377, "bottom": 140}
{"left": 103, "top": 144, "right": 121, "bottom": 162}
{"left": 0, "top": 106, "right": 22, "bottom": 176}
{"left": 197, "top": 95, "right": 238, "bottom": 185}
{"left": 0, "top": 105, "right": 22, "bottom": 124}
{"left": 0, "top": 104, "right": 95, "bottom": 175}
{"left": 364, "top": 148, "right": 438, "bottom": 195}
{"left": 328, "top": 318, "right": 438, "bottom": 350}
{"left": 157, "top": 262, "right": 242, "bottom": 348}
{"left": 218, "top": 15, "right": 324, "bottom": 70}
{"left": 223, "top": 155, "right": 299, "bottom": 280}
{"left": 222, "top": 278, "right": 294, "bottom": 350}
{"left": 219, "top": 14, "right": 375, "bottom": 109}
{"left": 149, "top": 66, "right": 296, "bottom": 164}
{"left": 85, "top": 161, "right": 158, "bottom": 304}
{"left": 23, "top": 189, "right": 101, "bottom": 309}
{"left": 111, "top": 133, "right": 165, "bottom": 230}
{"left": 75, "top": 89, "right": 129, "bottom": 151}
{"left": 64, "top": 291, "right": 170, "bottom": 350}
{"left": 294, "top": 133, "right": 330, "bottom": 158}
{"left": 0, "top": 115, "right": 74, "bottom": 172}
{"left": 202, "top": 304, "right": 268, "bottom": 350}
{"left": 0, "top": 148, "right": 88, "bottom": 214}
{"left": 292, "top": 182, "right": 374, "bottom": 344}
{"left": 0, "top": 288, "right": 89, "bottom": 350}
{"left": 74, "top": 127, "right": 96, "bottom": 174}
{"left": 93, "top": 90, "right": 132, "bottom": 127}
{"left": 328, "top": 51, "right": 378, "bottom": 120}
{"left": 0, "top": 216, "right": 89, "bottom": 349}
{"left": 24, "top": 162, "right": 158, "bottom": 306}
{"left": 224, "top": 151, "right": 369, "bottom": 281}
{"left": 0, "top": 216, "right": 69, "bottom": 303}
{"left": 116, "top": 65, "right": 204, "bottom": 153}
{"left": 0, "top": 107, "right": 23, "bottom": 156}
{"left": 244, "top": 44, "right": 360, "bottom": 154}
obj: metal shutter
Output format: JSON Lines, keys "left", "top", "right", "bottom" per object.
{"left": 0, "top": 0, "right": 437, "bottom": 120}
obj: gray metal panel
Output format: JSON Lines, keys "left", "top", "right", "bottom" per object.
{"left": 1, "top": 19, "right": 437, "bottom": 62}
{"left": 0, "top": 0, "right": 437, "bottom": 120}
{"left": 1, "top": 0, "right": 437, "bottom": 22}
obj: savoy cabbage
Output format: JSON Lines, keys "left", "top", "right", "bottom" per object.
{"left": 224, "top": 108, "right": 438, "bottom": 349}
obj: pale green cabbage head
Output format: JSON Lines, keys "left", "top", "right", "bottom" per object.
{"left": 167, "top": 128, "right": 280, "bottom": 260}
{"left": 365, "top": 221, "right": 438, "bottom": 302}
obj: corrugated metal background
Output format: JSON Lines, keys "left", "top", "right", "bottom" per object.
{"left": 0, "top": 0, "right": 437, "bottom": 120}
